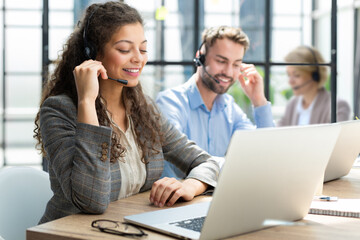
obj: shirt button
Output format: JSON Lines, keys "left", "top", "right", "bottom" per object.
{"left": 102, "top": 149, "right": 108, "bottom": 154}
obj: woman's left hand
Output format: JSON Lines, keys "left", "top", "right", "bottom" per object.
{"left": 149, "top": 178, "right": 207, "bottom": 207}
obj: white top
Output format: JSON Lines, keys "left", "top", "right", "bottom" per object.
{"left": 296, "top": 95, "right": 317, "bottom": 125}
{"left": 108, "top": 114, "right": 146, "bottom": 199}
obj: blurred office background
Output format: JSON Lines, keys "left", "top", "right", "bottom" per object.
{"left": 0, "top": 0, "right": 359, "bottom": 169}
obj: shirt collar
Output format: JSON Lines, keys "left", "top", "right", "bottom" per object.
{"left": 186, "top": 75, "right": 227, "bottom": 111}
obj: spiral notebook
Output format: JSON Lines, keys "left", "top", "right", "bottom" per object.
{"left": 309, "top": 199, "right": 360, "bottom": 218}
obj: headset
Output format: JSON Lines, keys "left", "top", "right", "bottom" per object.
{"left": 194, "top": 42, "right": 206, "bottom": 68}
{"left": 305, "top": 46, "right": 320, "bottom": 82}
{"left": 83, "top": 6, "right": 99, "bottom": 60}
{"left": 193, "top": 41, "right": 220, "bottom": 84}
{"left": 292, "top": 46, "right": 321, "bottom": 91}
{"left": 82, "top": 6, "right": 128, "bottom": 85}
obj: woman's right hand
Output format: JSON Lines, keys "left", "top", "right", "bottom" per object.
{"left": 73, "top": 60, "right": 108, "bottom": 103}
{"left": 73, "top": 60, "right": 108, "bottom": 126}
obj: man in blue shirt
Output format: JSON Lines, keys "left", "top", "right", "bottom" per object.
{"left": 156, "top": 26, "right": 274, "bottom": 179}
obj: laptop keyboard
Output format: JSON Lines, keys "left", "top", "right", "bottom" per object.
{"left": 170, "top": 216, "right": 205, "bottom": 232}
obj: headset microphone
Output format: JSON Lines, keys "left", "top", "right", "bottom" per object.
{"left": 83, "top": 6, "right": 128, "bottom": 85}
{"left": 292, "top": 80, "right": 312, "bottom": 90}
{"left": 194, "top": 42, "right": 220, "bottom": 84}
{"left": 108, "top": 77, "right": 128, "bottom": 85}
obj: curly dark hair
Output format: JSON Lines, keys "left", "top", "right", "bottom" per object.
{"left": 34, "top": 1, "right": 163, "bottom": 163}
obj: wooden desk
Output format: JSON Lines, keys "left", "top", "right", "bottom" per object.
{"left": 27, "top": 168, "right": 360, "bottom": 240}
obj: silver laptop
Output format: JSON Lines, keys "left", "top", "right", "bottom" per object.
{"left": 324, "top": 120, "right": 360, "bottom": 182}
{"left": 124, "top": 124, "right": 341, "bottom": 240}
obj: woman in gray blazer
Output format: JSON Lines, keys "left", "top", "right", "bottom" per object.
{"left": 277, "top": 46, "right": 350, "bottom": 126}
{"left": 33, "top": 1, "right": 219, "bottom": 224}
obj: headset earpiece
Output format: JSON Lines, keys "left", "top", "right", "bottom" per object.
{"left": 199, "top": 54, "right": 205, "bottom": 65}
{"left": 194, "top": 42, "right": 206, "bottom": 67}
{"left": 84, "top": 39, "right": 97, "bottom": 60}
{"left": 312, "top": 71, "right": 320, "bottom": 82}
{"left": 194, "top": 54, "right": 205, "bottom": 67}
{"left": 305, "top": 46, "right": 320, "bottom": 82}
{"left": 194, "top": 57, "right": 201, "bottom": 67}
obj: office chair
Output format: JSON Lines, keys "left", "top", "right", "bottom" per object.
{"left": 0, "top": 167, "right": 52, "bottom": 240}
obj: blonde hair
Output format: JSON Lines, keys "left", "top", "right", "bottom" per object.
{"left": 285, "top": 45, "right": 328, "bottom": 88}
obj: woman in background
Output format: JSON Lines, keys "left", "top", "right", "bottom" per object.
{"left": 277, "top": 45, "right": 350, "bottom": 126}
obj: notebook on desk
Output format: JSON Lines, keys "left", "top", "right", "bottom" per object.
{"left": 324, "top": 120, "right": 360, "bottom": 182}
{"left": 124, "top": 124, "right": 341, "bottom": 240}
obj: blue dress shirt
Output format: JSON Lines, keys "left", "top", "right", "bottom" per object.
{"left": 156, "top": 76, "right": 274, "bottom": 179}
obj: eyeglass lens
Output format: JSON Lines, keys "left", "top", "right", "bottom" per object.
{"left": 93, "top": 220, "right": 145, "bottom": 235}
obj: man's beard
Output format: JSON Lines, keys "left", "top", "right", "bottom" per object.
{"left": 201, "top": 71, "right": 235, "bottom": 94}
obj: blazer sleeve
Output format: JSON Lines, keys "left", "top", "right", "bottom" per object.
{"left": 157, "top": 107, "right": 219, "bottom": 188}
{"left": 40, "top": 95, "right": 113, "bottom": 214}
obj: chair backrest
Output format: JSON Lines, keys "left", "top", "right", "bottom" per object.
{"left": 0, "top": 167, "right": 52, "bottom": 240}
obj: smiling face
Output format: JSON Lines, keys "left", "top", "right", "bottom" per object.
{"left": 99, "top": 22, "right": 148, "bottom": 87}
{"left": 200, "top": 38, "right": 244, "bottom": 94}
